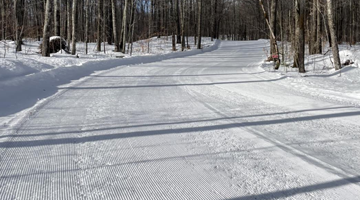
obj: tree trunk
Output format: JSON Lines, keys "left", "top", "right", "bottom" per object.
{"left": 127, "top": 0, "right": 135, "bottom": 53}
{"left": 269, "top": 0, "right": 277, "bottom": 55}
{"left": 181, "top": 0, "right": 185, "bottom": 51}
{"left": 111, "top": 0, "right": 120, "bottom": 52}
{"left": 326, "top": 0, "right": 341, "bottom": 70}
{"left": 42, "top": 0, "right": 52, "bottom": 57}
{"left": 103, "top": 0, "right": 107, "bottom": 53}
{"left": 14, "top": 0, "right": 25, "bottom": 52}
{"left": 315, "top": 0, "right": 322, "bottom": 54}
{"left": 259, "top": 0, "right": 280, "bottom": 69}
{"left": 97, "top": 0, "right": 103, "bottom": 52}
{"left": 212, "top": 0, "right": 218, "bottom": 40}
{"left": 67, "top": 0, "right": 71, "bottom": 46}
{"left": 54, "top": 0, "right": 60, "bottom": 36}
{"left": 350, "top": 0, "right": 356, "bottom": 45}
{"left": 147, "top": 0, "right": 151, "bottom": 53}
{"left": 310, "top": 0, "right": 317, "bottom": 54}
{"left": 1, "top": 0, "right": 5, "bottom": 40}
{"left": 122, "top": 0, "right": 128, "bottom": 53}
{"left": 176, "top": 0, "right": 181, "bottom": 44}
{"left": 71, "top": 0, "right": 77, "bottom": 55}
{"left": 294, "top": 0, "right": 305, "bottom": 73}
{"left": 197, "top": 0, "right": 202, "bottom": 49}
{"left": 171, "top": 0, "right": 176, "bottom": 51}
{"left": 85, "top": 0, "right": 89, "bottom": 54}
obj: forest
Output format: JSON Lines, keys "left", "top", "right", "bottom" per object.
{"left": 1, "top": 0, "right": 359, "bottom": 73}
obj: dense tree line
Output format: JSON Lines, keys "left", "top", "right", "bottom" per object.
{"left": 1, "top": 0, "right": 359, "bottom": 72}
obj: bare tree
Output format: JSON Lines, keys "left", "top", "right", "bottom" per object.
{"left": 259, "top": 0, "right": 280, "bottom": 69}
{"left": 42, "top": 0, "right": 52, "bottom": 57}
{"left": 1, "top": 0, "right": 5, "bottom": 40}
{"left": 326, "top": 0, "right": 341, "bottom": 70}
{"left": 14, "top": 0, "right": 25, "bottom": 52}
{"left": 294, "top": 0, "right": 306, "bottom": 73}
{"left": 269, "top": 0, "right": 277, "bottom": 56}
{"left": 111, "top": 0, "right": 120, "bottom": 52}
{"left": 67, "top": 0, "right": 71, "bottom": 46}
{"left": 176, "top": 0, "right": 181, "bottom": 44}
{"left": 197, "top": 0, "right": 202, "bottom": 49}
{"left": 122, "top": 0, "right": 128, "bottom": 53}
{"left": 85, "top": 0, "right": 89, "bottom": 54}
{"left": 54, "top": 0, "right": 60, "bottom": 36}
{"left": 97, "top": 0, "right": 103, "bottom": 52}
{"left": 71, "top": 0, "right": 77, "bottom": 55}
{"left": 181, "top": 0, "right": 185, "bottom": 51}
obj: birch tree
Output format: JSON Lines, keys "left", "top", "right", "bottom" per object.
{"left": 42, "top": 0, "right": 52, "bottom": 57}
{"left": 326, "top": 0, "right": 341, "bottom": 70}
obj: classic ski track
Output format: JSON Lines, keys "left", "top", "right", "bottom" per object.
{"left": 117, "top": 65, "right": 233, "bottom": 199}
{"left": 176, "top": 55, "right": 360, "bottom": 188}
{"left": 1, "top": 41, "right": 360, "bottom": 199}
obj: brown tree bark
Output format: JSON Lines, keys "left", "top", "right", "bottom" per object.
{"left": 67, "top": 0, "right": 71, "bottom": 46}
{"left": 181, "top": 0, "right": 185, "bottom": 51}
{"left": 14, "top": 0, "right": 25, "bottom": 52}
{"left": 315, "top": 0, "right": 322, "bottom": 54}
{"left": 71, "top": 0, "right": 78, "bottom": 55}
{"left": 176, "top": 0, "right": 181, "bottom": 44}
{"left": 294, "top": 0, "right": 305, "bottom": 73}
{"left": 97, "top": 0, "right": 103, "bottom": 52}
{"left": 85, "top": 0, "right": 89, "bottom": 54}
{"left": 122, "top": 0, "right": 128, "bottom": 53}
{"left": 171, "top": 0, "right": 176, "bottom": 51}
{"left": 111, "top": 0, "right": 120, "bottom": 52}
{"left": 197, "top": 0, "right": 202, "bottom": 49}
{"left": 1, "top": 0, "right": 5, "bottom": 40}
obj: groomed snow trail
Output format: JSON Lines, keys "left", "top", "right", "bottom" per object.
{"left": 1, "top": 41, "right": 360, "bottom": 199}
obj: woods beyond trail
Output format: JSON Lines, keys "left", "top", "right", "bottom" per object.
{"left": 2, "top": 0, "right": 357, "bottom": 71}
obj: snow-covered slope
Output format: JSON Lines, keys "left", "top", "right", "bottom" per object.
{"left": 0, "top": 37, "right": 214, "bottom": 81}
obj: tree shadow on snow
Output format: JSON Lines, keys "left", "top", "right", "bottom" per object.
{"left": 1, "top": 109, "right": 360, "bottom": 148}
{"left": 59, "top": 77, "right": 287, "bottom": 90}
{"left": 228, "top": 175, "right": 360, "bottom": 200}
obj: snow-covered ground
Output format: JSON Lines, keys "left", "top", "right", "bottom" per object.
{"left": 0, "top": 36, "right": 214, "bottom": 81}
{"left": 1, "top": 40, "right": 360, "bottom": 199}
{"left": 262, "top": 42, "right": 360, "bottom": 108}
{"left": 0, "top": 37, "right": 215, "bottom": 126}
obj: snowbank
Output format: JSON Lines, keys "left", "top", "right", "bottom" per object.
{"left": 261, "top": 42, "right": 360, "bottom": 107}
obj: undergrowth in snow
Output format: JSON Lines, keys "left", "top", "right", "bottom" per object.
{"left": 261, "top": 41, "right": 360, "bottom": 107}
{"left": 0, "top": 36, "right": 214, "bottom": 81}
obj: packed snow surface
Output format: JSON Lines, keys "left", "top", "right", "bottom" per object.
{"left": 1, "top": 40, "right": 360, "bottom": 199}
